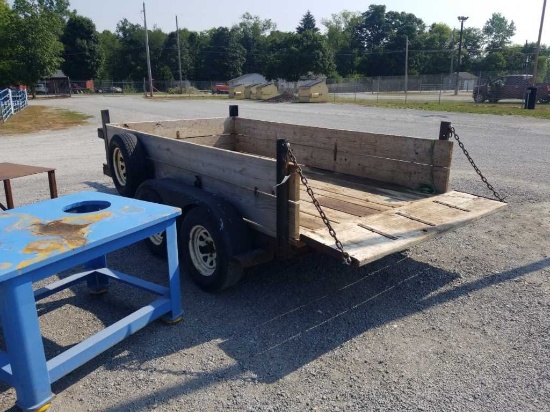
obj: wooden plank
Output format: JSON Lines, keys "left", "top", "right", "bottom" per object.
{"left": 236, "top": 133, "right": 451, "bottom": 193}
{"left": 234, "top": 117, "right": 453, "bottom": 167}
{"left": 304, "top": 167, "right": 428, "bottom": 202}
{"left": 177, "top": 134, "right": 235, "bottom": 150}
{"left": 113, "top": 117, "right": 234, "bottom": 139}
{"left": 300, "top": 191, "right": 506, "bottom": 267}
{"left": 108, "top": 126, "right": 277, "bottom": 194}
{"left": 299, "top": 186, "right": 391, "bottom": 212}
{"left": 155, "top": 162, "right": 300, "bottom": 240}
{"left": 312, "top": 195, "right": 383, "bottom": 217}
{"left": 299, "top": 201, "right": 357, "bottom": 224}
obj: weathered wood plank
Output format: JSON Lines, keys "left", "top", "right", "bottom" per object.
{"left": 300, "top": 191, "right": 506, "bottom": 267}
{"left": 113, "top": 117, "right": 234, "bottom": 139}
{"left": 299, "top": 186, "right": 391, "bottom": 212}
{"left": 155, "top": 162, "right": 300, "bottom": 240}
{"left": 177, "top": 134, "right": 235, "bottom": 150}
{"left": 234, "top": 117, "right": 453, "bottom": 167}
{"left": 108, "top": 126, "right": 277, "bottom": 194}
{"left": 235, "top": 133, "right": 451, "bottom": 193}
{"left": 299, "top": 201, "right": 358, "bottom": 224}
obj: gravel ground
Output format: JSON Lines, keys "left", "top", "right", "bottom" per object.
{"left": 0, "top": 95, "right": 548, "bottom": 412}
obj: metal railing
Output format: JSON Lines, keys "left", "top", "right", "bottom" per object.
{"left": 0, "top": 88, "right": 28, "bottom": 123}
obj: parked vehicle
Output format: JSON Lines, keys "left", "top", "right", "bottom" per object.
{"left": 34, "top": 83, "right": 48, "bottom": 95}
{"left": 473, "top": 74, "right": 550, "bottom": 103}
{"left": 96, "top": 86, "right": 123, "bottom": 94}
{"left": 97, "top": 107, "right": 506, "bottom": 292}
{"left": 211, "top": 83, "right": 229, "bottom": 94}
{"left": 70, "top": 83, "right": 83, "bottom": 94}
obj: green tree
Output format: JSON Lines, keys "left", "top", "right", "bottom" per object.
{"left": 61, "top": 15, "right": 102, "bottom": 80}
{"left": 265, "top": 31, "right": 334, "bottom": 81}
{"left": 296, "top": 10, "right": 319, "bottom": 34}
{"left": 97, "top": 30, "right": 120, "bottom": 80}
{"left": 417, "top": 23, "right": 454, "bottom": 74}
{"left": 483, "top": 13, "right": 516, "bottom": 51}
{"left": 0, "top": 0, "right": 15, "bottom": 86}
{"left": 235, "top": 13, "right": 276, "bottom": 74}
{"left": 160, "top": 31, "right": 192, "bottom": 81}
{"left": 322, "top": 10, "right": 362, "bottom": 76}
{"left": 10, "top": 0, "right": 69, "bottom": 96}
{"left": 196, "top": 27, "right": 246, "bottom": 80}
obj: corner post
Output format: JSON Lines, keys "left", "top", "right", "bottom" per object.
{"left": 439, "top": 121, "right": 451, "bottom": 140}
{"left": 276, "top": 139, "right": 290, "bottom": 258}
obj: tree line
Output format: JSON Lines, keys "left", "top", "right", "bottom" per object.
{"left": 1, "top": 1, "right": 549, "bottom": 94}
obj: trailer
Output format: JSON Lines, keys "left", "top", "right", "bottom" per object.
{"left": 97, "top": 106, "right": 506, "bottom": 291}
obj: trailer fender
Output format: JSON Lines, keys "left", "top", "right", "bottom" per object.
{"left": 136, "top": 178, "right": 252, "bottom": 258}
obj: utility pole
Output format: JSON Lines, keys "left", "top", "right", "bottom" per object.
{"left": 405, "top": 35, "right": 409, "bottom": 102}
{"left": 176, "top": 15, "right": 183, "bottom": 93}
{"left": 143, "top": 2, "right": 154, "bottom": 97}
{"left": 532, "top": 0, "right": 547, "bottom": 85}
{"left": 454, "top": 16, "right": 469, "bottom": 96}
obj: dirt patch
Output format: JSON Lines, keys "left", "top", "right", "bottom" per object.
{"left": 0, "top": 105, "right": 91, "bottom": 135}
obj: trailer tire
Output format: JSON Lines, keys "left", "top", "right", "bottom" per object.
{"left": 135, "top": 185, "right": 167, "bottom": 257}
{"left": 109, "top": 133, "right": 148, "bottom": 197}
{"left": 181, "top": 207, "right": 242, "bottom": 292}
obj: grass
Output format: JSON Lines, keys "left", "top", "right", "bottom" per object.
{"left": 0, "top": 106, "right": 91, "bottom": 135}
{"left": 334, "top": 97, "right": 550, "bottom": 120}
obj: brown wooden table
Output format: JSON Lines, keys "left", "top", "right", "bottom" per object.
{"left": 0, "top": 163, "right": 57, "bottom": 210}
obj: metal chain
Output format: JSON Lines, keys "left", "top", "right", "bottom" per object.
{"left": 285, "top": 143, "right": 352, "bottom": 265}
{"left": 450, "top": 127, "right": 506, "bottom": 202}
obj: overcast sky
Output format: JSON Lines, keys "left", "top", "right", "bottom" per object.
{"left": 58, "top": 0, "right": 549, "bottom": 44}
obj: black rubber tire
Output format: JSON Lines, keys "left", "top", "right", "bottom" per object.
{"left": 108, "top": 133, "right": 148, "bottom": 197}
{"left": 180, "top": 207, "right": 242, "bottom": 292}
{"left": 473, "top": 93, "right": 486, "bottom": 103}
{"left": 135, "top": 185, "right": 167, "bottom": 257}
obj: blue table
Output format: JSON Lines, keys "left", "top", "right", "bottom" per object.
{"left": 0, "top": 192, "right": 183, "bottom": 411}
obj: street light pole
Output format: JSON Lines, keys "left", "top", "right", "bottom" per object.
{"left": 405, "top": 35, "right": 409, "bottom": 102}
{"left": 454, "top": 16, "right": 469, "bottom": 96}
{"left": 532, "top": 0, "right": 547, "bottom": 85}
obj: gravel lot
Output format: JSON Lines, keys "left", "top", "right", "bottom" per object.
{"left": 0, "top": 95, "right": 548, "bottom": 411}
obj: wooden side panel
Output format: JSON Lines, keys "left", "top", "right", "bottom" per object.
{"left": 154, "top": 162, "right": 300, "bottom": 240}
{"left": 106, "top": 124, "right": 300, "bottom": 240}
{"left": 112, "top": 117, "right": 234, "bottom": 139}
{"left": 234, "top": 118, "right": 453, "bottom": 193}
{"left": 236, "top": 134, "right": 450, "bottom": 193}
{"left": 300, "top": 191, "right": 506, "bottom": 267}
{"left": 234, "top": 117, "right": 453, "bottom": 167}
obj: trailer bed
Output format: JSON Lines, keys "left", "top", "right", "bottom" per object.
{"left": 293, "top": 166, "right": 504, "bottom": 267}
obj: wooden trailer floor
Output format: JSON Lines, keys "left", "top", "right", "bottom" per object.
{"left": 298, "top": 168, "right": 506, "bottom": 267}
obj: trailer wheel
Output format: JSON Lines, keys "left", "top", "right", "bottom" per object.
{"left": 181, "top": 207, "right": 242, "bottom": 292}
{"left": 135, "top": 185, "right": 167, "bottom": 257}
{"left": 109, "top": 133, "right": 148, "bottom": 197}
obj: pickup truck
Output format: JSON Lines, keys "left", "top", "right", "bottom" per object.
{"left": 473, "top": 74, "right": 550, "bottom": 103}
{"left": 97, "top": 106, "right": 505, "bottom": 292}
{"left": 211, "top": 83, "right": 229, "bottom": 94}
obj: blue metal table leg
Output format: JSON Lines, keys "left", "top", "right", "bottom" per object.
{"left": 85, "top": 255, "right": 109, "bottom": 294}
{"left": 0, "top": 276, "right": 53, "bottom": 411}
{"left": 163, "top": 220, "right": 183, "bottom": 323}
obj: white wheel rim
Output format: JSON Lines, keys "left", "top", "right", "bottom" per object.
{"left": 189, "top": 225, "right": 216, "bottom": 276}
{"left": 149, "top": 232, "right": 164, "bottom": 246}
{"left": 112, "top": 147, "right": 126, "bottom": 186}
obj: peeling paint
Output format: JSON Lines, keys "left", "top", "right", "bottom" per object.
{"left": 16, "top": 211, "right": 112, "bottom": 270}
{"left": 120, "top": 205, "right": 144, "bottom": 214}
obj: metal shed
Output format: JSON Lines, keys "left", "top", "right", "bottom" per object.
{"left": 255, "top": 83, "right": 279, "bottom": 100}
{"left": 245, "top": 84, "right": 260, "bottom": 99}
{"left": 229, "top": 84, "right": 245, "bottom": 99}
{"left": 298, "top": 79, "right": 329, "bottom": 103}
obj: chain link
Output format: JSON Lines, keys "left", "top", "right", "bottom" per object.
{"left": 450, "top": 127, "right": 506, "bottom": 202}
{"left": 285, "top": 143, "right": 352, "bottom": 265}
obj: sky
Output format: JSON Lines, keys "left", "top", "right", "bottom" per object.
{"left": 60, "top": 0, "right": 550, "bottom": 44}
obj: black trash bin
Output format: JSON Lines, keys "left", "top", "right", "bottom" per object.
{"left": 524, "top": 86, "right": 538, "bottom": 109}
